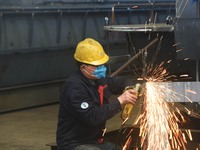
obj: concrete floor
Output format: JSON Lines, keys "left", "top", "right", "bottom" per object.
{"left": 0, "top": 104, "right": 124, "bottom": 150}
{"left": 0, "top": 103, "right": 199, "bottom": 150}
{"left": 0, "top": 104, "right": 58, "bottom": 150}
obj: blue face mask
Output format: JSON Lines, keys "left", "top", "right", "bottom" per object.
{"left": 93, "top": 65, "right": 107, "bottom": 79}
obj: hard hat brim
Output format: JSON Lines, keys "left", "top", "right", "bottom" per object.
{"left": 74, "top": 53, "right": 109, "bottom": 66}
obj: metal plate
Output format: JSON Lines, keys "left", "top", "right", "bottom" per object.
{"left": 153, "top": 82, "right": 200, "bottom": 102}
{"left": 174, "top": 18, "right": 200, "bottom": 60}
{"left": 176, "top": 0, "right": 199, "bottom": 18}
{"left": 104, "top": 23, "right": 174, "bottom": 32}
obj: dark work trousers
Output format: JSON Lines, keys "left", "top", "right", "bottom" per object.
{"left": 74, "top": 142, "right": 122, "bottom": 150}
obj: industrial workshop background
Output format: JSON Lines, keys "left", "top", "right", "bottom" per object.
{"left": 0, "top": 0, "right": 200, "bottom": 150}
{"left": 0, "top": 0, "right": 199, "bottom": 114}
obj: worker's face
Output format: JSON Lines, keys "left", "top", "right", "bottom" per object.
{"left": 81, "top": 64, "right": 98, "bottom": 80}
{"left": 84, "top": 65, "right": 97, "bottom": 75}
{"left": 80, "top": 64, "right": 107, "bottom": 79}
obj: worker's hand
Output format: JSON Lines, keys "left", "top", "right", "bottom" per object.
{"left": 117, "top": 89, "right": 138, "bottom": 105}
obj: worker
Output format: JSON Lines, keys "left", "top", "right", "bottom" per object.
{"left": 56, "top": 38, "right": 138, "bottom": 150}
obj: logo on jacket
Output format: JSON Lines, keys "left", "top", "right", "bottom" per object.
{"left": 81, "top": 102, "right": 89, "bottom": 109}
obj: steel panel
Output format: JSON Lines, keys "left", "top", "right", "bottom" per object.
{"left": 154, "top": 82, "right": 200, "bottom": 102}
{"left": 174, "top": 18, "right": 200, "bottom": 60}
{"left": 176, "top": 0, "right": 199, "bottom": 18}
{"left": 0, "top": 49, "right": 76, "bottom": 87}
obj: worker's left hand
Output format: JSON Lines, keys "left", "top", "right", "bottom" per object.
{"left": 117, "top": 89, "right": 138, "bottom": 105}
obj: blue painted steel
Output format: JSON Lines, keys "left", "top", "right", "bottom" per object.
{"left": 0, "top": 0, "right": 176, "bottom": 88}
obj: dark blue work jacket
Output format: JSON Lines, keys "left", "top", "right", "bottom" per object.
{"left": 56, "top": 70, "right": 131, "bottom": 150}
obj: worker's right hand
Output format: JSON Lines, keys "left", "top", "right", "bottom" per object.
{"left": 117, "top": 89, "right": 138, "bottom": 105}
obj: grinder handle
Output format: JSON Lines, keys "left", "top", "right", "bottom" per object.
{"left": 121, "top": 83, "right": 140, "bottom": 120}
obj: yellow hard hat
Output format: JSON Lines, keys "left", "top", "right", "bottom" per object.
{"left": 74, "top": 38, "right": 109, "bottom": 65}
